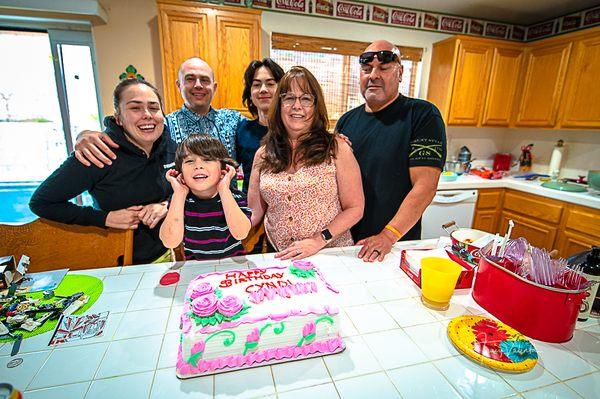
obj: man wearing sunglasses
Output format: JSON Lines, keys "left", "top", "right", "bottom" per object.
{"left": 336, "top": 40, "right": 446, "bottom": 262}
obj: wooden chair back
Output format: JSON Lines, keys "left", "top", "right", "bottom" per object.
{"left": 0, "top": 218, "right": 133, "bottom": 272}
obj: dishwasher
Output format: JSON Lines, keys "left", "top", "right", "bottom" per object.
{"left": 421, "top": 190, "right": 478, "bottom": 239}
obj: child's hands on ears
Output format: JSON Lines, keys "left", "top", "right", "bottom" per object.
{"left": 165, "top": 169, "right": 189, "bottom": 196}
{"left": 217, "top": 164, "right": 237, "bottom": 194}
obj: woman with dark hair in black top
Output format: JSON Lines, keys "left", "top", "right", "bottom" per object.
{"left": 30, "top": 79, "right": 176, "bottom": 264}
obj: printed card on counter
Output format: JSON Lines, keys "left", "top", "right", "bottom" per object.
{"left": 49, "top": 311, "right": 109, "bottom": 345}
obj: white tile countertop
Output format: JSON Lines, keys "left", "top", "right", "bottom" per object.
{"left": 437, "top": 174, "right": 600, "bottom": 210}
{"left": 2, "top": 242, "right": 599, "bottom": 399}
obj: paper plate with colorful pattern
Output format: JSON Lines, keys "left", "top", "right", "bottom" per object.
{"left": 447, "top": 315, "right": 538, "bottom": 373}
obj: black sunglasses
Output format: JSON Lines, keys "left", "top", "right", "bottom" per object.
{"left": 359, "top": 50, "right": 400, "bottom": 65}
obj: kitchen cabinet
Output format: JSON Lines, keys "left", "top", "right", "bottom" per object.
{"left": 499, "top": 210, "right": 558, "bottom": 250}
{"left": 446, "top": 41, "right": 492, "bottom": 125}
{"left": 428, "top": 26, "right": 600, "bottom": 129}
{"left": 558, "top": 31, "right": 600, "bottom": 129}
{"left": 513, "top": 40, "right": 572, "bottom": 127}
{"left": 481, "top": 46, "right": 524, "bottom": 126}
{"left": 428, "top": 37, "right": 518, "bottom": 126}
{"left": 472, "top": 189, "right": 599, "bottom": 257}
{"left": 157, "top": 0, "right": 261, "bottom": 114}
{"left": 472, "top": 189, "right": 503, "bottom": 233}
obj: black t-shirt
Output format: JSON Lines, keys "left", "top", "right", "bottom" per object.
{"left": 236, "top": 119, "right": 268, "bottom": 192}
{"left": 335, "top": 95, "right": 446, "bottom": 242}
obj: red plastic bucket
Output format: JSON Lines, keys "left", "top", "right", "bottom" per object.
{"left": 472, "top": 255, "right": 588, "bottom": 343}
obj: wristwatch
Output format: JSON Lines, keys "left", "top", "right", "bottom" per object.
{"left": 321, "top": 229, "right": 333, "bottom": 243}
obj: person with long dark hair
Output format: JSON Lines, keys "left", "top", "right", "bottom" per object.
{"left": 237, "top": 58, "right": 284, "bottom": 192}
{"left": 247, "top": 66, "right": 364, "bottom": 260}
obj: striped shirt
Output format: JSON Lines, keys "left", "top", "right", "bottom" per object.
{"left": 183, "top": 190, "right": 252, "bottom": 260}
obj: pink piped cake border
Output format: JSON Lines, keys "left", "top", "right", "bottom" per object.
{"left": 176, "top": 336, "right": 345, "bottom": 378}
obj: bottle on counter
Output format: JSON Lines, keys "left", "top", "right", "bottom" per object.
{"left": 578, "top": 246, "right": 600, "bottom": 322}
{"left": 518, "top": 144, "right": 534, "bottom": 172}
{"left": 548, "top": 139, "right": 564, "bottom": 180}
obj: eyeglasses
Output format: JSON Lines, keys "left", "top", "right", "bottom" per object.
{"left": 280, "top": 93, "right": 315, "bottom": 107}
{"left": 359, "top": 50, "right": 401, "bottom": 65}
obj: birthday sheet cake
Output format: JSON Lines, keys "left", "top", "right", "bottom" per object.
{"left": 176, "top": 260, "right": 344, "bottom": 378}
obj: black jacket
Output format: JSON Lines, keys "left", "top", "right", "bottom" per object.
{"left": 30, "top": 117, "right": 176, "bottom": 264}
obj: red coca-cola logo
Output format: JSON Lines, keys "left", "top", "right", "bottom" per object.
{"left": 440, "top": 16, "right": 464, "bottom": 32}
{"left": 470, "top": 20, "right": 484, "bottom": 35}
{"left": 561, "top": 15, "right": 581, "bottom": 31}
{"left": 485, "top": 23, "right": 508, "bottom": 38}
{"left": 583, "top": 8, "right": 600, "bottom": 26}
{"left": 391, "top": 10, "right": 417, "bottom": 26}
{"left": 275, "top": 0, "right": 305, "bottom": 11}
{"left": 423, "top": 13, "right": 439, "bottom": 29}
{"left": 527, "top": 22, "right": 554, "bottom": 40}
{"left": 316, "top": 0, "right": 333, "bottom": 15}
{"left": 336, "top": 2, "right": 364, "bottom": 20}
{"left": 372, "top": 7, "right": 388, "bottom": 23}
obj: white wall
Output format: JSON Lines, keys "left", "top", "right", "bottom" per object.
{"left": 447, "top": 127, "right": 600, "bottom": 178}
{"left": 260, "top": 11, "right": 451, "bottom": 99}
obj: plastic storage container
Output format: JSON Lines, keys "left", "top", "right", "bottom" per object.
{"left": 472, "top": 255, "right": 589, "bottom": 343}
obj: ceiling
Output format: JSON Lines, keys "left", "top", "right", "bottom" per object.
{"left": 361, "top": 0, "right": 598, "bottom": 25}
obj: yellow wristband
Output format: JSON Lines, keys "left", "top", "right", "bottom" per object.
{"left": 384, "top": 224, "right": 403, "bottom": 241}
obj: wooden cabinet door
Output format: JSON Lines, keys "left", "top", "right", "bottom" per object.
{"left": 555, "top": 230, "right": 598, "bottom": 258}
{"left": 482, "top": 46, "right": 523, "bottom": 126}
{"left": 447, "top": 41, "right": 492, "bottom": 125}
{"left": 513, "top": 41, "right": 571, "bottom": 127}
{"left": 559, "top": 33, "right": 600, "bottom": 128}
{"left": 499, "top": 211, "right": 557, "bottom": 251}
{"left": 473, "top": 209, "right": 499, "bottom": 233}
{"left": 213, "top": 12, "right": 261, "bottom": 112}
{"left": 158, "top": 4, "right": 211, "bottom": 113}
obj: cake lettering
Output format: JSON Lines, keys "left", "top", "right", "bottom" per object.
{"left": 248, "top": 281, "right": 318, "bottom": 304}
{"left": 219, "top": 269, "right": 284, "bottom": 287}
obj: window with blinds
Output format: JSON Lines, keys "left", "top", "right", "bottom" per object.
{"left": 270, "top": 33, "right": 423, "bottom": 122}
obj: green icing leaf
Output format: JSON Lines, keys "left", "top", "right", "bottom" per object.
{"left": 305, "top": 333, "right": 316, "bottom": 342}
{"left": 289, "top": 265, "right": 316, "bottom": 278}
{"left": 187, "top": 351, "right": 203, "bottom": 367}
{"left": 191, "top": 303, "right": 251, "bottom": 327}
{"left": 214, "top": 287, "right": 223, "bottom": 299}
{"left": 245, "top": 341, "right": 258, "bottom": 350}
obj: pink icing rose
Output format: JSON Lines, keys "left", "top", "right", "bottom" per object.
{"left": 190, "top": 282, "right": 214, "bottom": 300}
{"left": 192, "top": 293, "right": 218, "bottom": 317}
{"left": 302, "top": 321, "right": 316, "bottom": 338}
{"left": 191, "top": 340, "right": 205, "bottom": 354}
{"left": 217, "top": 295, "right": 243, "bottom": 317}
{"left": 247, "top": 328, "right": 260, "bottom": 343}
{"left": 293, "top": 260, "right": 314, "bottom": 271}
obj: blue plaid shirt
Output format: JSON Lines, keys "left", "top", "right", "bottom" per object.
{"left": 165, "top": 106, "right": 245, "bottom": 159}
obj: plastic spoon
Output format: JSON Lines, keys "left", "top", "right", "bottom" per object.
{"left": 499, "top": 220, "right": 515, "bottom": 257}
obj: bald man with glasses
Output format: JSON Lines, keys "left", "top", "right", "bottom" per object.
{"left": 335, "top": 40, "right": 447, "bottom": 262}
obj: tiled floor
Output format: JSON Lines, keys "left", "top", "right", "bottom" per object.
{"left": 1, "top": 244, "right": 599, "bottom": 399}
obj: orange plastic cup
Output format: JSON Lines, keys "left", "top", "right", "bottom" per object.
{"left": 420, "top": 257, "right": 462, "bottom": 311}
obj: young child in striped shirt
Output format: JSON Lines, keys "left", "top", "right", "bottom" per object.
{"left": 160, "top": 134, "right": 252, "bottom": 260}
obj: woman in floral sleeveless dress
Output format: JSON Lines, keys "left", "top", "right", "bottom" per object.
{"left": 247, "top": 66, "right": 364, "bottom": 260}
